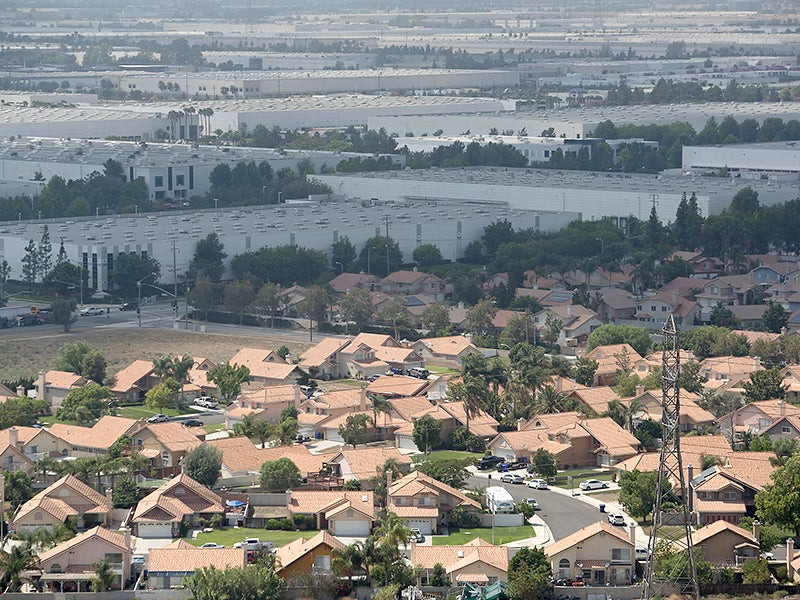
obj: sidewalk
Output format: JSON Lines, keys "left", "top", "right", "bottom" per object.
{"left": 503, "top": 514, "right": 553, "bottom": 549}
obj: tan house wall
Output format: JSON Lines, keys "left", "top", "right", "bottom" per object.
{"left": 449, "top": 563, "right": 507, "bottom": 585}
{"left": 39, "top": 539, "right": 131, "bottom": 589}
{"left": 132, "top": 430, "right": 182, "bottom": 468}
{"left": 277, "top": 544, "right": 335, "bottom": 579}
{"left": 696, "top": 529, "right": 757, "bottom": 565}
{"left": 548, "top": 532, "right": 634, "bottom": 585}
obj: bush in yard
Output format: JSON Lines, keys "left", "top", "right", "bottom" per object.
{"left": 449, "top": 506, "right": 481, "bottom": 528}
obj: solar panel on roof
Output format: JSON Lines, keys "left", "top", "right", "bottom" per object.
{"left": 543, "top": 290, "right": 573, "bottom": 303}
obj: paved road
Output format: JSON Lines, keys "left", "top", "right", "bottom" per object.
{"left": 466, "top": 475, "right": 606, "bottom": 542}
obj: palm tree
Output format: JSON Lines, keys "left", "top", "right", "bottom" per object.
{"left": 374, "top": 509, "right": 413, "bottom": 550}
{"left": 446, "top": 375, "right": 487, "bottom": 435}
{"left": 91, "top": 558, "right": 116, "bottom": 591}
{"left": 0, "top": 544, "right": 39, "bottom": 592}
{"left": 331, "top": 543, "right": 364, "bottom": 585}
{"left": 34, "top": 457, "right": 60, "bottom": 485}
{"left": 371, "top": 394, "right": 392, "bottom": 440}
{"left": 233, "top": 414, "right": 276, "bottom": 448}
{"left": 534, "top": 385, "right": 568, "bottom": 415}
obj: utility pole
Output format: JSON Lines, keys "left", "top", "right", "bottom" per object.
{"left": 642, "top": 315, "right": 698, "bottom": 600}
{"left": 384, "top": 216, "right": 391, "bottom": 276}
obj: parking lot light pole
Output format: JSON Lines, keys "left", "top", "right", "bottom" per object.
{"left": 136, "top": 273, "right": 155, "bottom": 328}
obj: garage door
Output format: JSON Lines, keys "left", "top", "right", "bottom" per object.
{"left": 333, "top": 519, "right": 370, "bottom": 537}
{"left": 326, "top": 428, "right": 344, "bottom": 443}
{"left": 406, "top": 519, "right": 432, "bottom": 535}
{"left": 138, "top": 522, "right": 173, "bottom": 538}
{"left": 398, "top": 435, "right": 419, "bottom": 451}
{"left": 494, "top": 448, "right": 515, "bottom": 461}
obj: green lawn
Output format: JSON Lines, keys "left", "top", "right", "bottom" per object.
{"left": 433, "top": 525, "right": 535, "bottom": 546}
{"left": 416, "top": 450, "right": 485, "bottom": 464}
{"left": 190, "top": 528, "right": 317, "bottom": 548}
{"left": 551, "top": 472, "right": 615, "bottom": 490}
{"left": 426, "top": 365, "right": 459, "bottom": 375}
{"left": 203, "top": 423, "right": 228, "bottom": 434}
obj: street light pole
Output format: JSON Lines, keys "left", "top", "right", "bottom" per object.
{"left": 136, "top": 273, "right": 154, "bottom": 328}
{"left": 595, "top": 237, "right": 604, "bottom": 255}
{"left": 488, "top": 473, "right": 494, "bottom": 544}
{"left": 335, "top": 261, "right": 344, "bottom": 274}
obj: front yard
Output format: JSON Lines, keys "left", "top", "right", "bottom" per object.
{"left": 432, "top": 525, "right": 535, "bottom": 546}
{"left": 190, "top": 527, "right": 317, "bottom": 548}
{"left": 416, "top": 450, "right": 485, "bottom": 464}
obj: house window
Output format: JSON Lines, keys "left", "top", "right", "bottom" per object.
{"left": 650, "top": 306, "right": 656, "bottom": 311}
{"left": 611, "top": 548, "right": 630, "bottom": 562}
{"left": 782, "top": 426, "right": 791, "bottom": 434}
{"left": 662, "top": 306, "right": 668, "bottom": 311}
{"left": 154, "top": 176, "right": 164, "bottom": 188}
{"left": 347, "top": 509, "right": 353, "bottom": 518}
{"left": 176, "top": 174, "right": 185, "bottom": 186}
{"left": 723, "top": 491, "right": 738, "bottom": 500}
{"left": 35, "top": 512, "right": 42, "bottom": 521}
{"left": 758, "top": 418, "right": 770, "bottom": 428}
{"left": 105, "top": 553, "right": 123, "bottom": 564}
{"left": 637, "top": 305, "right": 642, "bottom": 311}
{"left": 175, "top": 487, "right": 185, "bottom": 496}
{"left": 162, "top": 451, "right": 170, "bottom": 467}
{"left": 558, "top": 558, "right": 571, "bottom": 579}
{"left": 315, "top": 555, "right": 331, "bottom": 570}
{"left": 50, "top": 564, "right": 62, "bottom": 573}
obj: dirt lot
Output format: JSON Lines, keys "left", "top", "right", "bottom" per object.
{"left": 0, "top": 328, "right": 312, "bottom": 381}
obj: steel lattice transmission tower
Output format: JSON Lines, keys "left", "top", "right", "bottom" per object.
{"left": 642, "top": 315, "right": 699, "bottom": 600}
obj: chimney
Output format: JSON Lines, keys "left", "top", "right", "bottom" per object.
{"left": 779, "top": 400, "right": 785, "bottom": 417}
{"left": 124, "top": 528, "right": 131, "bottom": 550}
{"left": 8, "top": 427, "right": 18, "bottom": 449}
{"left": 687, "top": 465, "right": 694, "bottom": 513}
{"left": 672, "top": 291, "right": 677, "bottom": 303}
{"left": 386, "top": 468, "right": 393, "bottom": 491}
{"left": 753, "top": 520, "right": 761, "bottom": 544}
{"left": 105, "top": 488, "right": 113, "bottom": 509}
{"left": 37, "top": 370, "right": 46, "bottom": 403}
{"left": 285, "top": 489, "right": 292, "bottom": 508}
{"left": 635, "top": 385, "right": 644, "bottom": 397}
{"left": 567, "top": 305, "right": 572, "bottom": 317}
{"left": 359, "top": 387, "right": 367, "bottom": 412}
{"left": 16, "top": 385, "right": 24, "bottom": 398}
{"left": 787, "top": 538, "right": 795, "bottom": 580}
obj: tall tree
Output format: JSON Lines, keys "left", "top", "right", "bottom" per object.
{"left": 223, "top": 280, "right": 254, "bottom": 324}
{"left": 412, "top": 414, "right": 443, "bottom": 457}
{"left": 357, "top": 236, "right": 402, "bottom": 278}
{"left": 465, "top": 299, "right": 497, "bottom": 337}
{"left": 339, "top": 288, "right": 374, "bottom": 333}
{"left": 260, "top": 457, "right": 301, "bottom": 491}
{"left": 507, "top": 547, "right": 551, "bottom": 600}
{"left": 339, "top": 413, "right": 373, "bottom": 449}
{"left": 144, "top": 378, "right": 180, "bottom": 411}
{"left": 233, "top": 414, "right": 276, "bottom": 449}
{"left": 207, "top": 363, "right": 250, "bottom": 401}
{"left": 57, "top": 383, "right": 112, "bottom": 424}
{"left": 182, "top": 444, "right": 223, "bottom": 488}
{"left": 51, "top": 298, "right": 78, "bottom": 333}
{"left": 189, "top": 274, "right": 217, "bottom": 321}
{"left": 301, "top": 285, "right": 332, "bottom": 341}
{"left": 761, "top": 302, "right": 788, "bottom": 334}
{"left": 188, "top": 233, "right": 227, "bottom": 281}
{"left": 21, "top": 239, "right": 38, "bottom": 292}
{"left": 251, "top": 282, "right": 288, "bottom": 328}
{"left": 38, "top": 225, "right": 53, "bottom": 280}
{"left": 446, "top": 374, "right": 487, "bottom": 435}
{"left": 421, "top": 303, "right": 450, "bottom": 335}
{"left": 186, "top": 556, "right": 285, "bottom": 600}
{"left": 756, "top": 453, "right": 800, "bottom": 537}
{"left": 743, "top": 367, "right": 787, "bottom": 403}
{"left": 331, "top": 236, "right": 357, "bottom": 272}
{"left": 111, "top": 253, "right": 161, "bottom": 298}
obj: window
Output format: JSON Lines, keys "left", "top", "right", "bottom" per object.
{"left": 782, "top": 426, "right": 791, "bottom": 433}
{"left": 558, "top": 558, "right": 571, "bottom": 579}
{"left": 105, "top": 553, "right": 123, "bottom": 564}
{"left": 35, "top": 511, "right": 42, "bottom": 521}
{"left": 162, "top": 450, "right": 170, "bottom": 467}
{"left": 637, "top": 305, "right": 642, "bottom": 311}
{"left": 611, "top": 548, "right": 630, "bottom": 562}
{"left": 154, "top": 176, "right": 164, "bottom": 188}
{"left": 50, "top": 564, "right": 62, "bottom": 573}
{"left": 175, "top": 487, "right": 185, "bottom": 496}
{"left": 723, "top": 491, "right": 738, "bottom": 500}
{"left": 650, "top": 306, "right": 656, "bottom": 311}
{"left": 662, "top": 306, "right": 668, "bottom": 311}
{"left": 176, "top": 174, "right": 185, "bottom": 186}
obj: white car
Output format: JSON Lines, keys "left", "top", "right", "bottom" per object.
{"left": 200, "top": 542, "right": 224, "bottom": 548}
{"left": 80, "top": 306, "right": 105, "bottom": 316}
{"left": 607, "top": 513, "right": 626, "bottom": 526}
{"left": 527, "top": 479, "right": 549, "bottom": 490}
{"left": 579, "top": 479, "right": 609, "bottom": 491}
{"left": 193, "top": 396, "right": 219, "bottom": 409}
{"left": 500, "top": 473, "right": 525, "bottom": 484}
{"left": 410, "top": 528, "right": 424, "bottom": 542}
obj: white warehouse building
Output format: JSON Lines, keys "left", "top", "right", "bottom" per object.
{"left": 0, "top": 137, "right": 402, "bottom": 202}
{"left": 683, "top": 141, "right": 800, "bottom": 180}
{"left": 312, "top": 168, "right": 800, "bottom": 225}
{"left": 0, "top": 200, "right": 577, "bottom": 292}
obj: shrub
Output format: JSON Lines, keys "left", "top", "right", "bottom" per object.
{"left": 449, "top": 506, "right": 481, "bottom": 528}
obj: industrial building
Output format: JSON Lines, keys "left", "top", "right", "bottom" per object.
{"left": 0, "top": 138, "right": 402, "bottom": 201}
{"left": 369, "top": 102, "right": 800, "bottom": 140}
{"left": 0, "top": 95, "right": 508, "bottom": 141}
{"left": 682, "top": 141, "right": 800, "bottom": 181}
{"left": 312, "top": 167, "right": 800, "bottom": 225}
{"left": 0, "top": 200, "right": 577, "bottom": 292}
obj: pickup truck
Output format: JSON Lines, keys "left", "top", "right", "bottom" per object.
{"left": 233, "top": 538, "right": 275, "bottom": 552}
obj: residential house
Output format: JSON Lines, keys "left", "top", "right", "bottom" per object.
{"left": 318, "top": 410, "right": 398, "bottom": 444}
{"left": 366, "top": 376, "right": 430, "bottom": 399}
{"left": 689, "top": 453, "right": 775, "bottom": 526}
{"left": 130, "top": 422, "right": 203, "bottom": 470}
{"left": 36, "top": 526, "right": 132, "bottom": 592}
{"left": 48, "top": 415, "right": 141, "bottom": 457}
{"left": 717, "top": 399, "right": 800, "bottom": 440}
{"left": 228, "top": 348, "right": 304, "bottom": 386}
{"left": 379, "top": 270, "right": 449, "bottom": 301}
{"left": 629, "top": 388, "right": 716, "bottom": 432}
{"left": 700, "top": 356, "right": 763, "bottom": 388}
{"left": 671, "top": 251, "right": 724, "bottom": 279}
{"left": 0, "top": 425, "right": 68, "bottom": 464}
{"left": 412, "top": 539, "right": 509, "bottom": 585}
{"left": 689, "top": 520, "right": 760, "bottom": 567}
{"left": 546, "top": 521, "right": 635, "bottom": 585}
{"left": 335, "top": 333, "right": 425, "bottom": 379}
{"left": 583, "top": 344, "right": 643, "bottom": 386}
{"left": 537, "top": 304, "right": 604, "bottom": 351}
{"left": 275, "top": 531, "right": 347, "bottom": 579}
{"left": 329, "top": 272, "right": 379, "bottom": 294}
{"left": 225, "top": 384, "right": 305, "bottom": 429}
{"left": 565, "top": 386, "right": 621, "bottom": 416}
{"left": 107, "top": 360, "right": 161, "bottom": 403}
{"left": 0, "top": 439, "right": 35, "bottom": 475}
{"left": 488, "top": 416, "right": 639, "bottom": 468}
{"left": 288, "top": 490, "right": 375, "bottom": 536}
{"left": 634, "top": 292, "right": 699, "bottom": 329}
{"left": 387, "top": 471, "right": 481, "bottom": 534}
{"left": 132, "top": 473, "right": 225, "bottom": 538}
{"left": 187, "top": 357, "right": 221, "bottom": 398}
{"left": 695, "top": 275, "right": 762, "bottom": 323}
{"left": 410, "top": 336, "right": 480, "bottom": 365}
{"left": 750, "top": 263, "right": 799, "bottom": 286}
{"left": 36, "top": 370, "right": 89, "bottom": 410}
{"left": 782, "top": 365, "right": 800, "bottom": 404}
{"left": 659, "top": 276, "right": 705, "bottom": 301}
{"left": 767, "top": 280, "right": 800, "bottom": 315}
{"left": 298, "top": 338, "right": 352, "bottom": 380}
{"left": 326, "top": 447, "right": 413, "bottom": 483}
{"left": 597, "top": 288, "right": 637, "bottom": 323}
{"left": 148, "top": 540, "right": 246, "bottom": 589}
{"left": 11, "top": 474, "right": 110, "bottom": 533}
{"left": 760, "top": 414, "right": 800, "bottom": 443}
{"left": 302, "top": 388, "right": 367, "bottom": 420}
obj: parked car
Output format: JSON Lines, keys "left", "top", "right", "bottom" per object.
{"left": 366, "top": 374, "right": 382, "bottom": 382}
{"left": 407, "top": 367, "right": 430, "bottom": 379}
{"left": 234, "top": 538, "right": 274, "bottom": 551}
{"left": 410, "top": 528, "right": 425, "bottom": 543}
{"left": 527, "top": 479, "right": 549, "bottom": 490}
{"left": 579, "top": 479, "right": 609, "bottom": 491}
{"left": 476, "top": 455, "right": 505, "bottom": 471}
{"left": 147, "top": 414, "right": 169, "bottom": 423}
{"left": 635, "top": 548, "right": 650, "bottom": 559}
{"left": 183, "top": 419, "right": 204, "bottom": 428}
{"left": 119, "top": 301, "right": 138, "bottom": 311}
{"left": 80, "top": 306, "right": 105, "bottom": 316}
{"left": 522, "top": 498, "right": 540, "bottom": 510}
{"left": 500, "top": 473, "right": 525, "bottom": 484}
{"left": 200, "top": 542, "right": 224, "bottom": 548}
{"left": 193, "top": 396, "right": 219, "bottom": 409}
{"left": 132, "top": 555, "right": 146, "bottom": 565}
{"left": 607, "top": 513, "right": 626, "bottom": 526}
